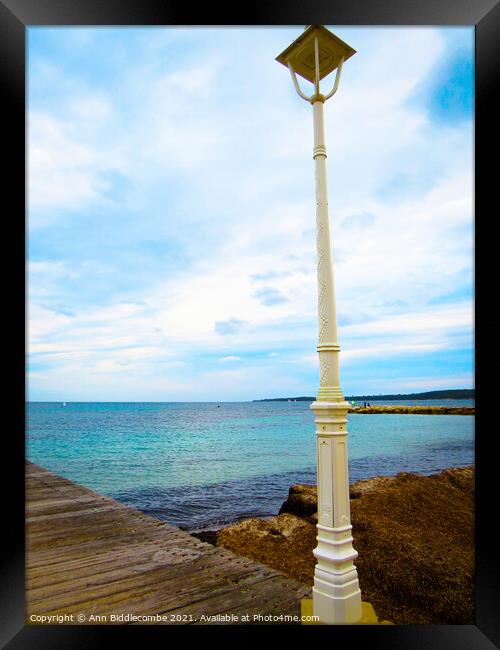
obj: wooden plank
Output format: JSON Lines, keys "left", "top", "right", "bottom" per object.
{"left": 27, "top": 495, "right": 116, "bottom": 513}
{"left": 26, "top": 528, "right": 185, "bottom": 568}
{"left": 27, "top": 515, "right": 167, "bottom": 544}
{"left": 27, "top": 538, "right": 212, "bottom": 586}
{"left": 26, "top": 529, "right": 194, "bottom": 572}
{"left": 171, "top": 577, "right": 311, "bottom": 624}
{"left": 27, "top": 562, "right": 275, "bottom": 617}
{"left": 27, "top": 542, "right": 222, "bottom": 597}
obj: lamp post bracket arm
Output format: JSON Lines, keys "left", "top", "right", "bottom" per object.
{"left": 288, "top": 63, "right": 314, "bottom": 103}
{"left": 323, "top": 57, "right": 344, "bottom": 101}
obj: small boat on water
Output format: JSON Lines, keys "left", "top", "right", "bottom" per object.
{"left": 62, "top": 402, "right": 67, "bottom": 407}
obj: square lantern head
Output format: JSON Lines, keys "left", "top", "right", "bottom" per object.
{"left": 275, "top": 25, "right": 356, "bottom": 83}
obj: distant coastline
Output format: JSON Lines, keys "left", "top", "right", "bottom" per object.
{"left": 253, "top": 389, "right": 474, "bottom": 402}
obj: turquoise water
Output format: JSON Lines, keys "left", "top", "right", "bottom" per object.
{"left": 26, "top": 401, "right": 474, "bottom": 530}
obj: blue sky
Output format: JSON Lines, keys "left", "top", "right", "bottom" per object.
{"left": 27, "top": 26, "right": 474, "bottom": 401}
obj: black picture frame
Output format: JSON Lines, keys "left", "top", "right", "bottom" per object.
{"left": 6, "top": 0, "right": 499, "bottom": 647}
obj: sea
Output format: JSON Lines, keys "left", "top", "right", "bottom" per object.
{"left": 26, "top": 400, "right": 474, "bottom": 532}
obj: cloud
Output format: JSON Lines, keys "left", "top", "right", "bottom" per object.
{"left": 251, "top": 270, "right": 292, "bottom": 282}
{"left": 339, "top": 212, "right": 376, "bottom": 230}
{"left": 218, "top": 356, "right": 242, "bottom": 362}
{"left": 28, "top": 112, "right": 101, "bottom": 215}
{"left": 343, "top": 303, "right": 472, "bottom": 338}
{"left": 387, "top": 374, "right": 474, "bottom": 390}
{"left": 253, "top": 287, "right": 289, "bottom": 306}
{"left": 27, "top": 26, "right": 474, "bottom": 399}
{"left": 214, "top": 319, "right": 247, "bottom": 335}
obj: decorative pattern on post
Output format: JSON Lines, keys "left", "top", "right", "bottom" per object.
{"left": 275, "top": 25, "right": 362, "bottom": 624}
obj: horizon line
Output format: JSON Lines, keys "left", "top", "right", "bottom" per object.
{"left": 26, "top": 388, "right": 475, "bottom": 404}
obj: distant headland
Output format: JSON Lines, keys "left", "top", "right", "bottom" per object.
{"left": 253, "top": 389, "right": 474, "bottom": 402}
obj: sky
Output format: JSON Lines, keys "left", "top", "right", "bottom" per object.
{"left": 27, "top": 26, "right": 474, "bottom": 402}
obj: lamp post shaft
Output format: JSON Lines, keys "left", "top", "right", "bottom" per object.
{"left": 312, "top": 99, "right": 342, "bottom": 401}
{"left": 310, "top": 97, "right": 362, "bottom": 624}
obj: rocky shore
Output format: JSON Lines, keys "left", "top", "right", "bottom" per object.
{"left": 192, "top": 466, "right": 474, "bottom": 625}
{"left": 348, "top": 405, "right": 474, "bottom": 415}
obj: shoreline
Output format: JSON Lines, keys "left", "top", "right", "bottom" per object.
{"left": 191, "top": 465, "right": 474, "bottom": 624}
{"left": 187, "top": 463, "right": 473, "bottom": 536}
{"left": 188, "top": 463, "right": 474, "bottom": 541}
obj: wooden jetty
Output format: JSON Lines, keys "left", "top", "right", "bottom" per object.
{"left": 26, "top": 461, "right": 311, "bottom": 625}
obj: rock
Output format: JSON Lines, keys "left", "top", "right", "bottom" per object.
{"left": 190, "top": 529, "right": 219, "bottom": 546}
{"left": 217, "top": 513, "right": 310, "bottom": 543}
{"left": 275, "top": 513, "right": 311, "bottom": 538}
{"left": 216, "top": 513, "right": 316, "bottom": 584}
{"left": 278, "top": 480, "right": 383, "bottom": 516}
{"left": 279, "top": 484, "right": 317, "bottom": 516}
{"left": 349, "top": 474, "right": 399, "bottom": 497}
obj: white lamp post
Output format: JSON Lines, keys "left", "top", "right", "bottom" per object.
{"left": 276, "top": 25, "right": 363, "bottom": 624}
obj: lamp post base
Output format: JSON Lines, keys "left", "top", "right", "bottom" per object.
{"left": 312, "top": 580, "right": 362, "bottom": 623}
{"left": 301, "top": 598, "right": 392, "bottom": 625}
{"left": 310, "top": 398, "right": 363, "bottom": 623}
